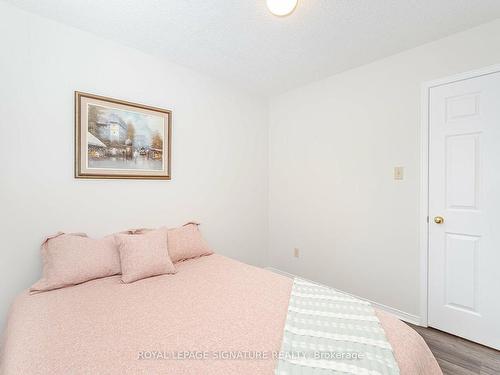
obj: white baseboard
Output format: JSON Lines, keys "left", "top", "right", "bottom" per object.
{"left": 265, "top": 267, "right": 421, "bottom": 326}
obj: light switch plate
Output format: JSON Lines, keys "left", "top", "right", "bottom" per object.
{"left": 394, "top": 166, "right": 404, "bottom": 180}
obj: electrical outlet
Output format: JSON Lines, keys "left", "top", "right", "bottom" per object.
{"left": 293, "top": 248, "right": 300, "bottom": 258}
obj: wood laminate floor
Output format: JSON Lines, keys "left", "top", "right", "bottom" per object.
{"left": 406, "top": 323, "right": 499, "bottom": 375}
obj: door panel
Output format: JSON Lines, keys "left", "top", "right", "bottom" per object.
{"left": 444, "top": 233, "right": 479, "bottom": 313}
{"left": 428, "top": 71, "right": 500, "bottom": 349}
{"left": 445, "top": 133, "right": 479, "bottom": 209}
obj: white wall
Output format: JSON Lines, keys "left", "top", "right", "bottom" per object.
{"left": 0, "top": 2, "right": 268, "bottom": 328}
{"left": 269, "top": 19, "right": 500, "bottom": 318}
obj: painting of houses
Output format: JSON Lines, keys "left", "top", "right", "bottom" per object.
{"left": 75, "top": 92, "right": 171, "bottom": 179}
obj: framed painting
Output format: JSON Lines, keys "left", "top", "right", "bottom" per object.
{"left": 75, "top": 91, "right": 171, "bottom": 179}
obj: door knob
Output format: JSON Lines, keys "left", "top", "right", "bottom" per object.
{"left": 434, "top": 216, "right": 444, "bottom": 224}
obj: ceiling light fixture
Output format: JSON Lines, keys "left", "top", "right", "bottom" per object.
{"left": 267, "top": 0, "right": 298, "bottom": 17}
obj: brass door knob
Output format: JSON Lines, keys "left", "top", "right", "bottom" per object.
{"left": 434, "top": 216, "right": 444, "bottom": 224}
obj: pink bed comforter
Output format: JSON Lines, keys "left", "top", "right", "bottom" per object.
{"left": 0, "top": 254, "right": 441, "bottom": 374}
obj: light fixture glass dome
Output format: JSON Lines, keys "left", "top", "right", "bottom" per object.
{"left": 266, "top": 0, "right": 298, "bottom": 17}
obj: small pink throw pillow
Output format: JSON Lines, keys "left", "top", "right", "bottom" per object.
{"left": 115, "top": 227, "right": 176, "bottom": 283}
{"left": 31, "top": 232, "right": 121, "bottom": 293}
{"left": 167, "top": 223, "right": 213, "bottom": 263}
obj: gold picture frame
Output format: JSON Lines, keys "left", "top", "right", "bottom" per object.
{"left": 75, "top": 91, "right": 171, "bottom": 180}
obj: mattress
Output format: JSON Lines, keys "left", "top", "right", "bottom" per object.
{"left": 0, "top": 254, "right": 441, "bottom": 374}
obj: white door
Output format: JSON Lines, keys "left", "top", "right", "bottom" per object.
{"left": 428, "top": 70, "right": 500, "bottom": 349}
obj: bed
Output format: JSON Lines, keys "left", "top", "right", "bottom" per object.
{"left": 0, "top": 254, "right": 441, "bottom": 374}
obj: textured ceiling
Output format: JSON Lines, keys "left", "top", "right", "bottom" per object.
{"left": 5, "top": 0, "right": 500, "bottom": 95}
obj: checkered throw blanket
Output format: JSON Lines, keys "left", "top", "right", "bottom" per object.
{"left": 275, "top": 278, "right": 400, "bottom": 375}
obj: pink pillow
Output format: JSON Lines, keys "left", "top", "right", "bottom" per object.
{"left": 114, "top": 227, "right": 176, "bottom": 283}
{"left": 30, "top": 232, "right": 121, "bottom": 293}
{"left": 167, "top": 223, "right": 213, "bottom": 263}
